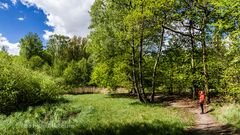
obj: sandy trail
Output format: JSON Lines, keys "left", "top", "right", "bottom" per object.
{"left": 170, "top": 99, "right": 238, "bottom": 135}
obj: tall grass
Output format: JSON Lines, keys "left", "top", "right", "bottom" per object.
{"left": 0, "top": 94, "right": 194, "bottom": 135}
{"left": 212, "top": 104, "right": 240, "bottom": 132}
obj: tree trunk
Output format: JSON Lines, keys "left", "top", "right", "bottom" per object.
{"left": 151, "top": 28, "right": 164, "bottom": 102}
{"left": 138, "top": 0, "right": 147, "bottom": 103}
{"left": 169, "top": 55, "right": 173, "bottom": 95}
{"left": 202, "top": 34, "right": 209, "bottom": 103}
{"left": 131, "top": 79, "right": 137, "bottom": 95}
{"left": 131, "top": 31, "right": 144, "bottom": 102}
{"left": 189, "top": 20, "right": 196, "bottom": 99}
{"left": 201, "top": 5, "right": 210, "bottom": 103}
{"left": 139, "top": 28, "right": 147, "bottom": 102}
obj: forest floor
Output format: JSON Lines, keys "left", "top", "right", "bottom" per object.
{"left": 162, "top": 96, "right": 238, "bottom": 135}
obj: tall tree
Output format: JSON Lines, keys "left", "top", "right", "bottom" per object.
{"left": 19, "top": 32, "right": 43, "bottom": 60}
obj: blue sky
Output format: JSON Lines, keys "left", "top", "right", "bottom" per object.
{"left": 0, "top": 0, "right": 52, "bottom": 43}
{"left": 0, "top": 0, "right": 94, "bottom": 55}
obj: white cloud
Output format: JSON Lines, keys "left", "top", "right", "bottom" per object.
{"left": 0, "top": 34, "right": 20, "bottom": 55}
{"left": 11, "top": 0, "right": 17, "bottom": 5}
{"left": 0, "top": 2, "right": 9, "bottom": 10}
{"left": 18, "top": 17, "right": 25, "bottom": 21}
{"left": 20, "top": 0, "right": 95, "bottom": 40}
{"left": 43, "top": 30, "right": 54, "bottom": 40}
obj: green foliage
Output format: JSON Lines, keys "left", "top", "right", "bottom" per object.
{"left": 0, "top": 94, "right": 194, "bottom": 134}
{"left": 47, "top": 34, "right": 70, "bottom": 62}
{"left": 63, "top": 58, "right": 91, "bottom": 86}
{"left": 90, "top": 60, "right": 132, "bottom": 89}
{"left": 19, "top": 32, "right": 43, "bottom": 60}
{"left": 40, "top": 50, "right": 52, "bottom": 66}
{"left": 90, "top": 63, "right": 112, "bottom": 87}
{"left": 63, "top": 62, "right": 80, "bottom": 85}
{"left": 67, "top": 36, "right": 89, "bottom": 61}
{"left": 88, "top": 0, "right": 240, "bottom": 101}
{"left": 112, "top": 61, "right": 131, "bottom": 89}
{"left": 160, "top": 41, "right": 192, "bottom": 94}
{"left": 29, "top": 55, "right": 45, "bottom": 70}
{"left": 213, "top": 104, "right": 240, "bottom": 132}
{"left": 223, "top": 63, "right": 240, "bottom": 101}
{"left": 51, "top": 60, "right": 67, "bottom": 77}
{"left": 0, "top": 52, "right": 62, "bottom": 114}
{"left": 45, "top": 34, "right": 92, "bottom": 87}
{"left": 2, "top": 0, "right": 240, "bottom": 109}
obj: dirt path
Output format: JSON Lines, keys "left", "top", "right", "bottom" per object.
{"left": 170, "top": 99, "right": 238, "bottom": 135}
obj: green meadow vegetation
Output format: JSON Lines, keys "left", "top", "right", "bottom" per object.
{"left": 0, "top": 0, "right": 240, "bottom": 134}
{"left": 0, "top": 94, "right": 194, "bottom": 135}
{"left": 212, "top": 104, "right": 240, "bottom": 132}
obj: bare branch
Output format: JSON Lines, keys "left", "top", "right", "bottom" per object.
{"left": 163, "top": 25, "right": 193, "bottom": 38}
{"left": 181, "top": 21, "right": 202, "bottom": 31}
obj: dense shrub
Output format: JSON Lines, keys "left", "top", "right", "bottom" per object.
{"left": 29, "top": 55, "right": 45, "bottom": 70}
{"left": 63, "top": 58, "right": 90, "bottom": 86}
{"left": 0, "top": 53, "right": 62, "bottom": 114}
{"left": 63, "top": 62, "right": 81, "bottom": 86}
{"left": 90, "top": 61, "right": 131, "bottom": 89}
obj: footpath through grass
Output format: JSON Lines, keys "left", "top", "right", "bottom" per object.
{"left": 0, "top": 94, "right": 194, "bottom": 135}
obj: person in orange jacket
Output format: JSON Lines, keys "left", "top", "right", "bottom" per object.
{"left": 199, "top": 91, "right": 205, "bottom": 114}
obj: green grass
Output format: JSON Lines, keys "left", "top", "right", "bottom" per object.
{"left": 0, "top": 94, "right": 194, "bottom": 135}
{"left": 212, "top": 104, "right": 240, "bottom": 132}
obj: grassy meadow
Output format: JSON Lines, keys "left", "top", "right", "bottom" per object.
{"left": 0, "top": 94, "right": 194, "bottom": 135}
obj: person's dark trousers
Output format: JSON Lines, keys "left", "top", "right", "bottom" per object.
{"left": 200, "top": 103, "right": 204, "bottom": 114}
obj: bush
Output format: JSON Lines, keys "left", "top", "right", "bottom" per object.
{"left": 63, "top": 59, "right": 90, "bottom": 86}
{"left": 29, "top": 55, "right": 45, "bottom": 70}
{"left": 0, "top": 53, "right": 62, "bottom": 114}
{"left": 63, "top": 62, "right": 81, "bottom": 85}
{"left": 90, "top": 63, "right": 112, "bottom": 87}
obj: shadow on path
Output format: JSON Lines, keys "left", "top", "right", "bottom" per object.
{"left": 186, "top": 124, "right": 233, "bottom": 135}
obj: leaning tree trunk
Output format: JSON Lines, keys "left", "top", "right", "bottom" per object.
{"left": 151, "top": 28, "right": 164, "bottom": 102}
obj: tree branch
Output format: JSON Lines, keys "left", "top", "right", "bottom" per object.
{"left": 111, "top": 0, "right": 133, "bottom": 8}
{"left": 182, "top": 0, "right": 191, "bottom": 7}
{"left": 163, "top": 25, "right": 193, "bottom": 38}
{"left": 181, "top": 21, "right": 202, "bottom": 31}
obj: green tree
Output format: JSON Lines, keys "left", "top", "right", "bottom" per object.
{"left": 19, "top": 32, "right": 43, "bottom": 60}
{"left": 89, "top": 0, "right": 240, "bottom": 102}
{"left": 47, "top": 34, "right": 70, "bottom": 64}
